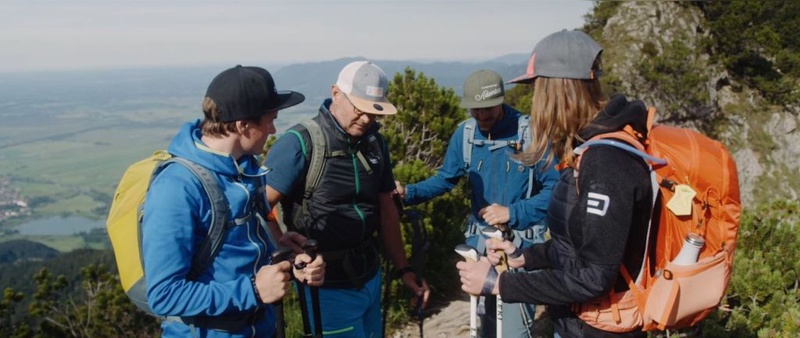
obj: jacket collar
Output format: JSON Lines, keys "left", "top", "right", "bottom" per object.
{"left": 318, "top": 98, "right": 381, "bottom": 144}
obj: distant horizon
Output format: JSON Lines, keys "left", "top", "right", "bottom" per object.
{"left": 0, "top": 52, "right": 531, "bottom": 76}
{"left": 0, "top": 1, "right": 593, "bottom": 73}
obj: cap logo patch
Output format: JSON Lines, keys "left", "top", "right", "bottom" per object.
{"left": 527, "top": 53, "right": 536, "bottom": 76}
{"left": 365, "top": 85, "right": 384, "bottom": 98}
{"left": 475, "top": 85, "right": 502, "bottom": 101}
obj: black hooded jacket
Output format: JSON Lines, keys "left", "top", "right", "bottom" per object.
{"left": 498, "top": 95, "right": 654, "bottom": 337}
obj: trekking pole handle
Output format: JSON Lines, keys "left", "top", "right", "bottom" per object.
{"left": 455, "top": 244, "right": 479, "bottom": 262}
{"left": 304, "top": 239, "right": 319, "bottom": 259}
{"left": 455, "top": 244, "right": 479, "bottom": 338}
{"left": 294, "top": 239, "right": 319, "bottom": 270}
{"left": 272, "top": 247, "right": 294, "bottom": 264}
{"left": 482, "top": 227, "right": 508, "bottom": 273}
{"left": 482, "top": 226, "right": 503, "bottom": 240}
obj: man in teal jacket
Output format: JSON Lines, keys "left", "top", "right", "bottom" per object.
{"left": 396, "top": 69, "right": 559, "bottom": 338}
{"left": 142, "top": 65, "right": 325, "bottom": 337}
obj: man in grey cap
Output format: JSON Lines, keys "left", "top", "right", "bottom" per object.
{"left": 263, "top": 61, "right": 429, "bottom": 337}
{"left": 395, "top": 69, "right": 559, "bottom": 338}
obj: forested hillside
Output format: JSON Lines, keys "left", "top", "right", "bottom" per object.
{"left": 3, "top": 2, "right": 799, "bottom": 337}
{"left": 0, "top": 240, "right": 59, "bottom": 265}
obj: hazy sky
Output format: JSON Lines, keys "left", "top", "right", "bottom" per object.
{"left": 0, "top": 1, "right": 594, "bottom": 73}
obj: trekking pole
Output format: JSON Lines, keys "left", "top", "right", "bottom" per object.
{"left": 454, "top": 244, "right": 479, "bottom": 338}
{"left": 482, "top": 226, "right": 508, "bottom": 338}
{"left": 408, "top": 209, "right": 429, "bottom": 338}
{"left": 304, "top": 240, "right": 323, "bottom": 338}
{"left": 382, "top": 195, "right": 404, "bottom": 338}
{"left": 271, "top": 247, "right": 293, "bottom": 338}
{"left": 294, "top": 239, "right": 321, "bottom": 338}
{"left": 381, "top": 255, "right": 393, "bottom": 338}
{"left": 393, "top": 195, "right": 429, "bottom": 338}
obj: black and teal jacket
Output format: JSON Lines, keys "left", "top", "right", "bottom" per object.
{"left": 264, "top": 99, "right": 394, "bottom": 288}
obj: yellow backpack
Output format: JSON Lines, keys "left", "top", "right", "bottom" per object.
{"left": 106, "top": 150, "right": 231, "bottom": 313}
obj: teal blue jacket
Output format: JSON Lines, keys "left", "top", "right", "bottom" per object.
{"left": 403, "top": 105, "right": 558, "bottom": 235}
{"left": 142, "top": 120, "right": 276, "bottom": 338}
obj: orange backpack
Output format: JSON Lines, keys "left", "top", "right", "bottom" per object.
{"left": 571, "top": 107, "right": 741, "bottom": 332}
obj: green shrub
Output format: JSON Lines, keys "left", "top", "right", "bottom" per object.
{"left": 697, "top": 200, "right": 800, "bottom": 337}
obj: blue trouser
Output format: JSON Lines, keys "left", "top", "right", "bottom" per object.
{"left": 298, "top": 271, "right": 382, "bottom": 338}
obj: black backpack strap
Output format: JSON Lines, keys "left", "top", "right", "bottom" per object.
{"left": 155, "top": 157, "right": 231, "bottom": 281}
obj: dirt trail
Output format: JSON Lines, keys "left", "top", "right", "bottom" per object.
{"left": 391, "top": 297, "right": 549, "bottom": 338}
{"left": 391, "top": 298, "right": 472, "bottom": 338}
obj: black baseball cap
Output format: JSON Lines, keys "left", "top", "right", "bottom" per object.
{"left": 205, "top": 65, "right": 305, "bottom": 122}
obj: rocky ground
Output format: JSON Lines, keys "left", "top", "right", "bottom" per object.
{"left": 391, "top": 296, "right": 550, "bottom": 338}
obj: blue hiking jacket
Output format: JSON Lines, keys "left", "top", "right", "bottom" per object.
{"left": 403, "top": 104, "right": 558, "bottom": 237}
{"left": 142, "top": 120, "right": 276, "bottom": 338}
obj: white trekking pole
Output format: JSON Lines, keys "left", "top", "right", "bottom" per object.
{"left": 454, "top": 244, "right": 480, "bottom": 338}
{"left": 482, "top": 226, "right": 508, "bottom": 338}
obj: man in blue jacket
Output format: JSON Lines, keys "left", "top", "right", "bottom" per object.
{"left": 142, "top": 65, "right": 325, "bottom": 338}
{"left": 395, "top": 69, "right": 559, "bottom": 338}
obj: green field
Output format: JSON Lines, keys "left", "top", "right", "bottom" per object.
{"left": 0, "top": 67, "right": 314, "bottom": 252}
{"left": 0, "top": 117, "right": 189, "bottom": 222}
{"left": 0, "top": 68, "right": 204, "bottom": 245}
{"left": 0, "top": 63, "right": 430, "bottom": 238}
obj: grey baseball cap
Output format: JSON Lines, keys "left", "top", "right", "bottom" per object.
{"left": 509, "top": 30, "right": 603, "bottom": 84}
{"left": 336, "top": 61, "right": 397, "bottom": 115}
{"left": 460, "top": 69, "right": 505, "bottom": 109}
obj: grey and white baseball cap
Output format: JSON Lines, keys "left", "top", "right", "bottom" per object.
{"left": 336, "top": 61, "right": 397, "bottom": 115}
{"left": 509, "top": 30, "right": 603, "bottom": 84}
{"left": 460, "top": 69, "right": 505, "bottom": 109}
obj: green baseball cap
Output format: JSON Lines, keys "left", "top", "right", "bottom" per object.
{"left": 460, "top": 69, "right": 505, "bottom": 109}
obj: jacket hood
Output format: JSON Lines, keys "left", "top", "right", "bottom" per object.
{"left": 480, "top": 104, "right": 522, "bottom": 138}
{"left": 579, "top": 94, "right": 649, "bottom": 141}
{"left": 167, "top": 120, "right": 261, "bottom": 177}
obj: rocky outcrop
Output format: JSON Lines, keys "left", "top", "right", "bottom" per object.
{"left": 597, "top": 2, "right": 800, "bottom": 206}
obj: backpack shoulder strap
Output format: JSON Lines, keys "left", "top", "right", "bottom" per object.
{"left": 575, "top": 135, "right": 667, "bottom": 166}
{"left": 355, "top": 132, "right": 386, "bottom": 176}
{"left": 298, "top": 120, "right": 327, "bottom": 200}
{"left": 516, "top": 115, "right": 537, "bottom": 198}
{"left": 517, "top": 115, "right": 531, "bottom": 150}
{"left": 155, "top": 157, "right": 230, "bottom": 281}
{"left": 462, "top": 119, "right": 476, "bottom": 169}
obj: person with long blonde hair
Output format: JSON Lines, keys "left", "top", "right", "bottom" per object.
{"left": 457, "top": 30, "right": 653, "bottom": 338}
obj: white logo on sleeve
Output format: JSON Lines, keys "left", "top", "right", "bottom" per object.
{"left": 587, "top": 192, "right": 610, "bottom": 216}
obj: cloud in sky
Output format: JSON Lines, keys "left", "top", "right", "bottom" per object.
{"left": 0, "top": 1, "right": 594, "bottom": 73}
